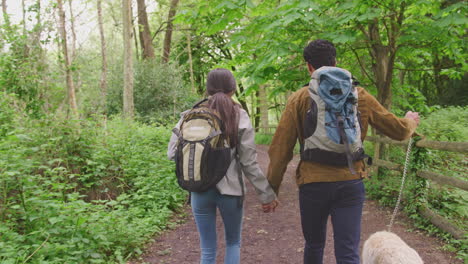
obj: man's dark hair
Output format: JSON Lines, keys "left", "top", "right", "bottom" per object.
{"left": 303, "top": 39, "right": 336, "bottom": 70}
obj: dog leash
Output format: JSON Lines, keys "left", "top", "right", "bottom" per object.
{"left": 387, "top": 137, "right": 414, "bottom": 232}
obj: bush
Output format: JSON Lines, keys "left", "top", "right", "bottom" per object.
{"left": 107, "top": 60, "right": 198, "bottom": 124}
{"left": 255, "top": 133, "right": 273, "bottom": 145}
{"left": 0, "top": 92, "right": 21, "bottom": 137}
{"left": 417, "top": 106, "right": 468, "bottom": 142}
{"left": 0, "top": 112, "right": 185, "bottom": 263}
{"left": 364, "top": 106, "right": 467, "bottom": 260}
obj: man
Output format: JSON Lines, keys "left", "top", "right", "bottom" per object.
{"left": 267, "top": 39, "right": 420, "bottom": 264}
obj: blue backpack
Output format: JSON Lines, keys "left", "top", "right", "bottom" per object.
{"left": 301, "top": 66, "right": 367, "bottom": 174}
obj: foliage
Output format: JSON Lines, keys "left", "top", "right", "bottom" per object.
{"left": 418, "top": 106, "right": 468, "bottom": 142}
{"left": 1, "top": 0, "right": 466, "bottom": 261}
{"left": 254, "top": 133, "right": 273, "bottom": 146}
{"left": 0, "top": 23, "right": 45, "bottom": 116}
{"left": 0, "top": 97, "right": 185, "bottom": 263}
{"left": 0, "top": 93, "right": 21, "bottom": 137}
{"left": 175, "top": 0, "right": 467, "bottom": 115}
{"left": 364, "top": 107, "right": 467, "bottom": 260}
{"left": 107, "top": 59, "right": 197, "bottom": 124}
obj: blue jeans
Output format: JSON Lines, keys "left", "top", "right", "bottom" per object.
{"left": 191, "top": 188, "right": 243, "bottom": 264}
{"left": 299, "top": 179, "right": 365, "bottom": 264}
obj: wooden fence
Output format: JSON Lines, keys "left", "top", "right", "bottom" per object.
{"left": 258, "top": 126, "right": 467, "bottom": 240}
{"left": 366, "top": 136, "right": 468, "bottom": 240}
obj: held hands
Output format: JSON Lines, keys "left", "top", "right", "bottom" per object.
{"left": 262, "top": 199, "right": 279, "bottom": 213}
{"left": 405, "top": 111, "right": 420, "bottom": 126}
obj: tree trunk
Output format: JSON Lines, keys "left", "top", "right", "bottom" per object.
{"left": 34, "top": 0, "right": 50, "bottom": 113}
{"left": 432, "top": 53, "right": 450, "bottom": 105}
{"left": 362, "top": 2, "right": 406, "bottom": 163}
{"left": 57, "top": 0, "right": 78, "bottom": 118}
{"left": 97, "top": 0, "right": 108, "bottom": 113}
{"left": 136, "top": 0, "right": 155, "bottom": 59}
{"left": 33, "top": 0, "right": 42, "bottom": 47}
{"left": 68, "top": 0, "right": 82, "bottom": 93}
{"left": 21, "top": 0, "right": 30, "bottom": 57}
{"left": 162, "top": 0, "right": 179, "bottom": 63}
{"left": 367, "top": 20, "right": 394, "bottom": 110}
{"left": 132, "top": 21, "right": 140, "bottom": 61}
{"left": 122, "top": 0, "right": 134, "bottom": 119}
{"left": 364, "top": 2, "right": 405, "bottom": 110}
{"left": 187, "top": 31, "right": 195, "bottom": 93}
{"left": 259, "top": 84, "right": 269, "bottom": 133}
{"left": 68, "top": 0, "right": 77, "bottom": 60}
{"left": 2, "top": 0, "right": 9, "bottom": 25}
{"left": 21, "top": 0, "right": 26, "bottom": 34}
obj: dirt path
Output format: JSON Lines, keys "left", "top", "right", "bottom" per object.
{"left": 131, "top": 145, "right": 461, "bottom": 264}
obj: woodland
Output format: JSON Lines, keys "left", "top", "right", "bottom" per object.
{"left": 0, "top": 0, "right": 466, "bottom": 263}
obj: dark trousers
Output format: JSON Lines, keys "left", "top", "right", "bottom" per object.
{"left": 299, "top": 179, "right": 365, "bottom": 264}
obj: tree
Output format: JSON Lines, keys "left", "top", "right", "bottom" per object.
{"left": 162, "top": 0, "right": 179, "bottom": 63}
{"left": 2, "top": 0, "right": 9, "bottom": 26}
{"left": 57, "top": 0, "right": 78, "bottom": 118}
{"left": 97, "top": 0, "right": 108, "bottom": 113}
{"left": 122, "top": 0, "right": 134, "bottom": 118}
{"left": 68, "top": 0, "right": 82, "bottom": 93}
{"left": 68, "top": 0, "right": 77, "bottom": 60}
{"left": 259, "top": 84, "right": 269, "bottom": 132}
{"left": 186, "top": 31, "right": 195, "bottom": 93}
{"left": 136, "top": 0, "right": 155, "bottom": 59}
{"left": 174, "top": 2, "right": 251, "bottom": 110}
{"left": 21, "top": 0, "right": 26, "bottom": 34}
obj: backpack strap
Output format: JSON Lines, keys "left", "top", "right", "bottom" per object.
{"left": 172, "top": 128, "right": 181, "bottom": 138}
{"left": 202, "top": 130, "right": 222, "bottom": 144}
{"left": 192, "top": 98, "right": 209, "bottom": 109}
{"left": 352, "top": 77, "right": 360, "bottom": 86}
{"left": 336, "top": 113, "right": 357, "bottom": 175}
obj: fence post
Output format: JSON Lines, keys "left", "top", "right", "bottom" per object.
{"left": 408, "top": 136, "right": 430, "bottom": 217}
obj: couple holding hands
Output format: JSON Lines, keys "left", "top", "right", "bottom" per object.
{"left": 168, "top": 39, "right": 420, "bottom": 264}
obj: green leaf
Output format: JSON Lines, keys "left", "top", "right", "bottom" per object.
{"left": 246, "top": 0, "right": 255, "bottom": 8}
{"left": 48, "top": 217, "right": 60, "bottom": 225}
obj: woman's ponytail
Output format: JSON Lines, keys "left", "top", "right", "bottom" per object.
{"left": 206, "top": 69, "right": 240, "bottom": 147}
{"left": 208, "top": 93, "right": 239, "bottom": 147}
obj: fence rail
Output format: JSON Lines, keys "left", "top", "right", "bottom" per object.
{"left": 366, "top": 135, "right": 468, "bottom": 153}
{"left": 366, "top": 136, "right": 467, "bottom": 240}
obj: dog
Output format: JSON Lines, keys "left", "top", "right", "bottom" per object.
{"left": 362, "top": 231, "right": 424, "bottom": 264}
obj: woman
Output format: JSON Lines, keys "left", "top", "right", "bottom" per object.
{"left": 167, "top": 68, "right": 278, "bottom": 264}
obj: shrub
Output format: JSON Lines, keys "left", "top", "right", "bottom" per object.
{"left": 417, "top": 106, "right": 468, "bottom": 142}
{"left": 0, "top": 114, "right": 185, "bottom": 263}
{"left": 364, "top": 106, "right": 467, "bottom": 260}
{"left": 107, "top": 60, "right": 198, "bottom": 124}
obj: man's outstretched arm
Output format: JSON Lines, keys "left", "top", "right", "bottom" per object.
{"left": 363, "top": 90, "right": 419, "bottom": 140}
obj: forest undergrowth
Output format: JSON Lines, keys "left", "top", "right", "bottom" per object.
{"left": 0, "top": 92, "right": 186, "bottom": 263}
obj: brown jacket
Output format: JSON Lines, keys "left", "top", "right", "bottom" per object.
{"left": 267, "top": 86, "right": 417, "bottom": 195}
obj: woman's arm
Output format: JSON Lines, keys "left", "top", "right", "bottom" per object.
{"left": 237, "top": 110, "right": 277, "bottom": 204}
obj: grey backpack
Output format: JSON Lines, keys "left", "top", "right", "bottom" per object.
{"left": 301, "top": 66, "right": 367, "bottom": 174}
{"left": 173, "top": 99, "right": 232, "bottom": 192}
